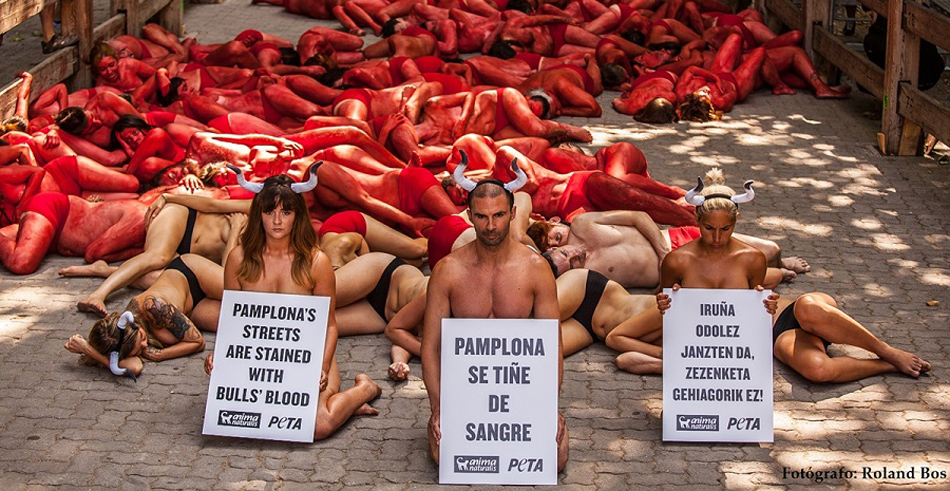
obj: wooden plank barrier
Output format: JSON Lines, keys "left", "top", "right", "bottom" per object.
{"left": 0, "top": 0, "right": 46, "bottom": 35}
{"left": 764, "top": 0, "right": 950, "bottom": 155}
{"left": 0, "top": 0, "right": 181, "bottom": 121}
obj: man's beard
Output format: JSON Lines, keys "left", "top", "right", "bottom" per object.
{"left": 477, "top": 227, "right": 508, "bottom": 248}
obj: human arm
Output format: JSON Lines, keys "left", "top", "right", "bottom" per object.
{"left": 421, "top": 261, "right": 453, "bottom": 439}
{"left": 15, "top": 72, "right": 33, "bottom": 121}
{"left": 604, "top": 307, "right": 663, "bottom": 358}
{"left": 223, "top": 213, "right": 247, "bottom": 267}
{"left": 137, "top": 295, "right": 206, "bottom": 361}
{"left": 64, "top": 334, "right": 144, "bottom": 376}
{"left": 311, "top": 251, "right": 337, "bottom": 392}
{"left": 656, "top": 252, "right": 685, "bottom": 314}
{"left": 576, "top": 211, "right": 670, "bottom": 262}
{"left": 56, "top": 131, "right": 128, "bottom": 167}
{"left": 531, "top": 255, "right": 563, "bottom": 388}
{"left": 384, "top": 291, "right": 427, "bottom": 357}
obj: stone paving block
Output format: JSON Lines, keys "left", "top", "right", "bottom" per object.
{"left": 0, "top": 2, "right": 947, "bottom": 490}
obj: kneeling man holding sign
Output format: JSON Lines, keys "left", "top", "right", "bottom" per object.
{"left": 204, "top": 167, "right": 380, "bottom": 443}
{"left": 422, "top": 158, "right": 568, "bottom": 484}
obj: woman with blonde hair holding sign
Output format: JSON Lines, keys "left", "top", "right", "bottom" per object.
{"left": 650, "top": 169, "right": 928, "bottom": 382}
{"left": 206, "top": 164, "right": 381, "bottom": 440}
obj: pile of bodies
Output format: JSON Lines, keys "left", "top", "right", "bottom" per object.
{"left": 4, "top": 0, "right": 926, "bottom": 444}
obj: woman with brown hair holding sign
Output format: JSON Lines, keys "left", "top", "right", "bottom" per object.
{"left": 205, "top": 164, "right": 381, "bottom": 440}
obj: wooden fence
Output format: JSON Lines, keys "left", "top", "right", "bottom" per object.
{"left": 764, "top": 0, "right": 950, "bottom": 155}
{"left": 0, "top": 0, "right": 181, "bottom": 119}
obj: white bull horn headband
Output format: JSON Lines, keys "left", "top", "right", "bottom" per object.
{"left": 684, "top": 178, "right": 755, "bottom": 206}
{"left": 452, "top": 150, "right": 528, "bottom": 193}
{"left": 227, "top": 162, "right": 322, "bottom": 194}
{"left": 108, "top": 311, "right": 137, "bottom": 382}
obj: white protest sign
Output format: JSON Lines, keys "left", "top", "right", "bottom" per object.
{"left": 662, "top": 288, "right": 773, "bottom": 442}
{"left": 439, "top": 319, "right": 559, "bottom": 485}
{"left": 203, "top": 290, "right": 328, "bottom": 443}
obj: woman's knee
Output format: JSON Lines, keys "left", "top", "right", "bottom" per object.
{"left": 794, "top": 293, "right": 836, "bottom": 325}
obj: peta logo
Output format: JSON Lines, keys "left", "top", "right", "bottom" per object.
{"left": 508, "top": 458, "right": 544, "bottom": 472}
{"left": 218, "top": 410, "right": 261, "bottom": 429}
{"left": 726, "top": 417, "right": 760, "bottom": 431}
{"left": 676, "top": 414, "right": 719, "bottom": 431}
{"left": 454, "top": 456, "right": 499, "bottom": 473}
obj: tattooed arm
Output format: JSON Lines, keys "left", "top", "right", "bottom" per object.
{"left": 136, "top": 296, "right": 206, "bottom": 361}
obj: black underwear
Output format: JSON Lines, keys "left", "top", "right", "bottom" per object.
{"left": 176, "top": 208, "right": 198, "bottom": 255}
{"left": 772, "top": 300, "right": 831, "bottom": 348}
{"left": 366, "top": 258, "right": 407, "bottom": 319}
{"left": 571, "top": 269, "right": 609, "bottom": 339}
{"left": 166, "top": 256, "right": 206, "bottom": 307}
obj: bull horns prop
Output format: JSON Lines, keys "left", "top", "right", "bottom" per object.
{"left": 227, "top": 162, "right": 322, "bottom": 194}
{"left": 108, "top": 311, "right": 137, "bottom": 382}
{"left": 684, "top": 178, "right": 755, "bottom": 206}
{"left": 452, "top": 150, "right": 528, "bottom": 193}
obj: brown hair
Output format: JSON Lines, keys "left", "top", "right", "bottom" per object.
{"left": 238, "top": 176, "right": 317, "bottom": 289}
{"left": 525, "top": 221, "right": 556, "bottom": 252}
{"left": 81, "top": 311, "right": 155, "bottom": 366}
{"left": 635, "top": 98, "right": 676, "bottom": 124}
{"left": 91, "top": 42, "right": 118, "bottom": 69}
{"left": 677, "top": 93, "right": 722, "bottom": 122}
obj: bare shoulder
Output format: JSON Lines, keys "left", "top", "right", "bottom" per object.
{"left": 735, "top": 243, "right": 767, "bottom": 267}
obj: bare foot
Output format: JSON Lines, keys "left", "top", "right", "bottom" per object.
{"left": 349, "top": 27, "right": 366, "bottom": 36}
{"left": 77, "top": 298, "right": 108, "bottom": 318}
{"left": 780, "top": 268, "right": 797, "bottom": 283}
{"left": 815, "top": 86, "right": 850, "bottom": 99}
{"left": 408, "top": 151, "right": 422, "bottom": 168}
{"left": 59, "top": 260, "right": 113, "bottom": 278}
{"left": 354, "top": 403, "right": 379, "bottom": 416}
{"left": 388, "top": 362, "right": 410, "bottom": 382}
{"left": 830, "top": 84, "right": 852, "bottom": 94}
{"left": 880, "top": 347, "right": 932, "bottom": 377}
{"left": 772, "top": 84, "right": 796, "bottom": 96}
{"left": 781, "top": 256, "right": 811, "bottom": 274}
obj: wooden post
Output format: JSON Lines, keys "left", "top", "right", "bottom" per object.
{"left": 125, "top": 0, "right": 140, "bottom": 37}
{"left": 882, "top": 0, "right": 922, "bottom": 155}
{"left": 158, "top": 0, "right": 182, "bottom": 37}
{"left": 803, "top": 0, "right": 832, "bottom": 59}
{"left": 61, "top": 0, "right": 94, "bottom": 89}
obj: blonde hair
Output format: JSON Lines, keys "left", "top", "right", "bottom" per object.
{"left": 697, "top": 168, "right": 738, "bottom": 218}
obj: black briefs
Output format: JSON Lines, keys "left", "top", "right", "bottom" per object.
{"left": 176, "top": 208, "right": 198, "bottom": 255}
{"left": 571, "top": 269, "right": 609, "bottom": 339}
{"left": 772, "top": 300, "right": 831, "bottom": 348}
{"left": 166, "top": 256, "right": 206, "bottom": 307}
{"left": 366, "top": 258, "right": 407, "bottom": 319}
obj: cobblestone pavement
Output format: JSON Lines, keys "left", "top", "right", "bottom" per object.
{"left": 1, "top": 1, "right": 949, "bottom": 489}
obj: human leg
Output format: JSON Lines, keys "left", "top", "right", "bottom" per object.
{"left": 364, "top": 215, "right": 427, "bottom": 264}
{"left": 76, "top": 204, "right": 188, "bottom": 316}
{"left": 585, "top": 173, "right": 695, "bottom": 226}
{"left": 313, "top": 360, "right": 381, "bottom": 440}
{"left": 605, "top": 307, "right": 664, "bottom": 374}
{"left": 335, "top": 301, "right": 387, "bottom": 336}
{"left": 780, "top": 293, "right": 930, "bottom": 379}
{"left": 0, "top": 214, "right": 57, "bottom": 275}
{"left": 561, "top": 319, "right": 595, "bottom": 357}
